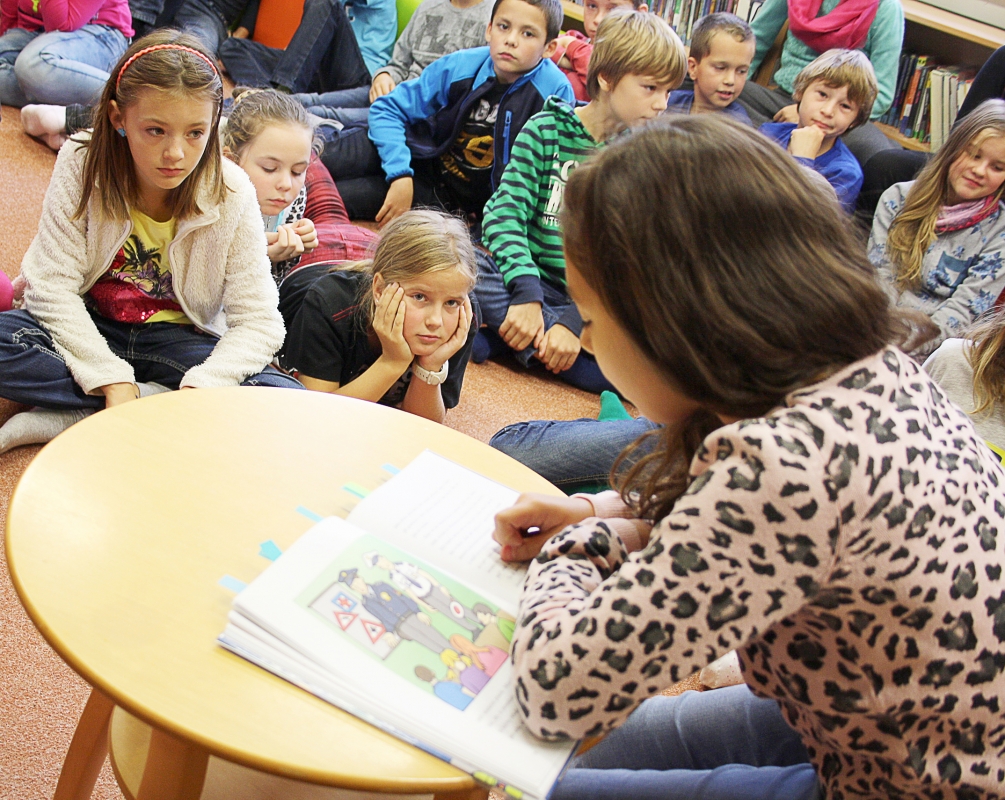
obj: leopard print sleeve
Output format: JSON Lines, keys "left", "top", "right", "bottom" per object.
{"left": 512, "top": 416, "right": 836, "bottom": 740}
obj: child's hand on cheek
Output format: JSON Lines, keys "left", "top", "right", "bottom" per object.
{"left": 773, "top": 104, "right": 799, "bottom": 124}
{"left": 788, "top": 125, "right": 826, "bottom": 160}
{"left": 373, "top": 283, "right": 413, "bottom": 369}
{"left": 537, "top": 324, "right": 581, "bottom": 373}
{"left": 419, "top": 297, "right": 473, "bottom": 371}
{"left": 292, "top": 218, "right": 318, "bottom": 251}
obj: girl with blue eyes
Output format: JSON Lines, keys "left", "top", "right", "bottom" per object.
{"left": 0, "top": 31, "right": 298, "bottom": 454}
{"left": 277, "top": 210, "right": 477, "bottom": 423}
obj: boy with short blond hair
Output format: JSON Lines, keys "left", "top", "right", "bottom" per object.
{"left": 667, "top": 13, "right": 754, "bottom": 124}
{"left": 320, "top": 0, "right": 574, "bottom": 223}
{"left": 475, "top": 10, "right": 685, "bottom": 392}
{"left": 550, "top": 0, "right": 648, "bottom": 102}
{"left": 760, "top": 49, "right": 878, "bottom": 211}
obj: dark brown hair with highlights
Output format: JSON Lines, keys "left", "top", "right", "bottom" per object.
{"left": 561, "top": 115, "right": 898, "bottom": 521}
{"left": 74, "top": 30, "right": 226, "bottom": 221}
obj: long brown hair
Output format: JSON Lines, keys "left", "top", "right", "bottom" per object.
{"left": 967, "top": 307, "right": 1005, "bottom": 415}
{"left": 887, "top": 99, "right": 1005, "bottom": 289}
{"left": 75, "top": 30, "right": 226, "bottom": 221}
{"left": 562, "top": 115, "right": 897, "bottom": 521}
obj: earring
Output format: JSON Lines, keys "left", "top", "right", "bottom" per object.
{"left": 117, "top": 127, "right": 126, "bottom": 138}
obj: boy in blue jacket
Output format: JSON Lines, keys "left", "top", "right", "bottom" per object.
{"left": 320, "top": 0, "right": 574, "bottom": 224}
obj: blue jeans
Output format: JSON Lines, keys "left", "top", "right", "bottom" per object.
{"left": 218, "top": 0, "right": 370, "bottom": 93}
{"left": 0, "top": 310, "right": 302, "bottom": 409}
{"left": 0, "top": 24, "right": 128, "bottom": 107}
{"left": 173, "top": 0, "right": 230, "bottom": 54}
{"left": 296, "top": 83, "right": 370, "bottom": 126}
{"left": 474, "top": 253, "right": 614, "bottom": 394}
{"left": 490, "top": 416, "right": 659, "bottom": 489}
{"left": 552, "top": 686, "right": 822, "bottom": 800}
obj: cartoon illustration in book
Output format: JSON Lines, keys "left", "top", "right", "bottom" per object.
{"left": 441, "top": 646, "right": 490, "bottom": 695}
{"left": 449, "top": 634, "right": 507, "bottom": 677}
{"left": 414, "top": 665, "right": 473, "bottom": 710}
{"left": 363, "top": 550, "right": 483, "bottom": 633}
{"left": 472, "top": 603, "right": 516, "bottom": 652}
{"left": 338, "top": 568, "right": 451, "bottom": 656}
{"left": 310, "top": 581, "right": 397, "bottom": 658}
{"left": 302, "top": 534, "right": 512, "bottom": 710}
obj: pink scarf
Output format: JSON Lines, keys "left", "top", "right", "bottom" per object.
{"left": 936, "top": 195, "right": 1001, "bottom": 233}
{"left": 787, "top": 0, "right": 880, "bottom": 53}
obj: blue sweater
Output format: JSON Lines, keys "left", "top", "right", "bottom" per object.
{"left": 368, "top": 46, "right": 574, "bottom": 191}
{"left": 759, "top": 121, "right": 862, "bottom": 211}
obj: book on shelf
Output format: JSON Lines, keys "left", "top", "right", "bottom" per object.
{"left": 882, "top": 52, "right": 975, "bottom": 147}
{"left": 218, "top": 451, "right": 577, "bottom": 800}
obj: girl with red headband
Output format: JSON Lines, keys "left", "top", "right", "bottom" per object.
{"left": 0, "top": 31, "right": 301, "bottom": 454}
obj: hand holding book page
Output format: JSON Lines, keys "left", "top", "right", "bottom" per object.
{"left": 219, "top": 452, "right": 577, "bottom": 800}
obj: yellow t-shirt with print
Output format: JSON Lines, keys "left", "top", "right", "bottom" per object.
{"left": 87, "top": 210, "right": 192, "bottom": 325}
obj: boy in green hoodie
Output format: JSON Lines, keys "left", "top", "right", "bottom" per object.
{"left": 474, "top": 9, "right": 686, "bottom": 392}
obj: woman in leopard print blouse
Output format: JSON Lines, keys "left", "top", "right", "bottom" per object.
{"left": 495, "top": 117, "right": 1005, "bottom": 800}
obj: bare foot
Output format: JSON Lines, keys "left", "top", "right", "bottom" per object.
{"left": 21, "top": 105, "right": 68, "bottom": 150}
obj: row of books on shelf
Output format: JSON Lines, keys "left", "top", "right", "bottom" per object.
{"left": 569, "top": 0, "right": 764, "bottom": 44}
{"left": 880, "top": 52, "right": 976, "bottom": 150}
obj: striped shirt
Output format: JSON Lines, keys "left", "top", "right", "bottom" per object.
{"left": 482, "top": 97, "right": 599, "bottom": 309}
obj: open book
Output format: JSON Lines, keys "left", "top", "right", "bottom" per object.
{"left": 219, "top": 451, "right": 578, "bottom": 800}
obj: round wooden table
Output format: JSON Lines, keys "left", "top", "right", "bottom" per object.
{"left": 5, "top": 388, "right": 560, "bottom": 800}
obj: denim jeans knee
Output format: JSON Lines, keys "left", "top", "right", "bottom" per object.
{"left": 14, "top": 25, "right": 128, "bottom": 105}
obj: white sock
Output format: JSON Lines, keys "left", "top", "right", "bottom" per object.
{"left": 0, "top": 408, "right": 93, "bottom": 454}
{"left": 0, "top": 384, "right": 169, "bottom": 454}
{"left": 138, "top": 381, "right": 170, "bottom": 398}
{"left": 21, "top": 104, "right": 67, "bottom": 137}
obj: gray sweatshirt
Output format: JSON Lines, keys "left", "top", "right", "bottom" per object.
{"left": 869, "top": 181, "right": 1005, "bottom": 359}
{"left": 374, "top": 0, "right": 492, "bottom": 86}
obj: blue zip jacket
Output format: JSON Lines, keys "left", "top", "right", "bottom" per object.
{"left": 368, "top": 46, "right": 574, "bottom": 190}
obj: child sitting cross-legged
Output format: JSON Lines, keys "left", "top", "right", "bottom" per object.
{"left": 666, "top": 12, "right": 754, "bottom": 124}
{"left": 549, "top": 0, "right": 648, "bottom": 102}
{"left": 474, "top": 9, "right": 686, "bottom": 393}
{"left": 319, "top": 0, "right": 574, "bottom": 225}
{"left": 760, "top": 48, "right": 877, "bottom": 211}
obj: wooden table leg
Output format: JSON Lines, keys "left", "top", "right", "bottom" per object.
{"left": 54, "top": 687, "right": 115, "bottom": 800}
{"left": 135, "top": 727, "right": 209, "bottom": 800}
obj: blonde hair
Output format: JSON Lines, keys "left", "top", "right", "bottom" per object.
{"left": 887, "top": 99, "right": 1005, "bottom": 290}
{"left": 967, "top": 307, "right": 1005, "bottom": 415}
{"left": 586, "top": 9, "right": 686, "bottom": 100}
{"left": 792, "top": 48, "right": 878, "bottom": 130}
{"left": 75, "top": 30, "right": 225, "bottom": 221}
{"left": 334, "top": 210, "right": 477, "bottom": 328}
{"left": 222, "top": 88, "right": 321, "bottom": 160}
{"left": 688, "top": 12, "right": 754, "bottom": 62}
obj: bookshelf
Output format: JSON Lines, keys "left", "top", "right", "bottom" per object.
{"left": 902, "top": 0, "right": 1005, "bottom": 50}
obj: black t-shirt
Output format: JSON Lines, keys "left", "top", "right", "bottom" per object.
{"left": 436, "top": 80, "right": 508, "bottom": 214}
{"left": 277, "top": 264, "right": 474, "bottom": 409}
